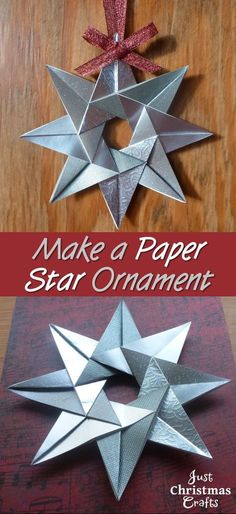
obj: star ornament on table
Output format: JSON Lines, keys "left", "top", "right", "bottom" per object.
{"left": 21, "top": 60, "right": 212, "bottom": 228}
{"left": 9, "top": 302, "right": 230, "bottom": 500}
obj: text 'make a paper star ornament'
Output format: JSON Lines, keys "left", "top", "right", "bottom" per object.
{"left": 21, "top": 0, "right": 212, "bottom": 228}
{"left": 9, "top": 301, "right": 230, "bottom": 500}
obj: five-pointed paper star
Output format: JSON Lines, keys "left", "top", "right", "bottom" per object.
{"left": 22, "top": 61, "right": 212, "bottom": 228}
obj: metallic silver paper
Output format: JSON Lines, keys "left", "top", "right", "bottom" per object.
{"left": 21, "top": 61, "right": 212, "bottom": 227}
{"left": 9, "top": 301, "right": 229, "bottom": 500}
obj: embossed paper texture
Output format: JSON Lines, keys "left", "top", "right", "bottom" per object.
{"left": 0, "top": 297, "right": 236, "bottom": 513}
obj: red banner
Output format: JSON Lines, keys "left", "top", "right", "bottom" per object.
{"left": 0, "top": 232, "right": 235, "bottom": 296}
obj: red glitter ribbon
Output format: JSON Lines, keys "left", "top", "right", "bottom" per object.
{"left": 75, "top": 0, "right": 161, "bottom": 76}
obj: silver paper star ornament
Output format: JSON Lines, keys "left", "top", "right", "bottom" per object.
{"left": 9, "top": 302, "right": 229, "bottom": 500}
{"left": 21, "top": 61, "right": 212, "bottom": 227}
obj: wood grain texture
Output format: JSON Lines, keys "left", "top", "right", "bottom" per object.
{"left": 0, "top": 0, "right": 236, "bottom": 232}
{"left": 0, "top": 297, "right": 235, "bottom": 377}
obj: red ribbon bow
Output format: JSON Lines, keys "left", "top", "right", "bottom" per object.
{"left": 75, "top": 0, "right": 161, "bottom": 76}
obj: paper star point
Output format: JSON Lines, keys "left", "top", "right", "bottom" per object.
{"left": 9, "top": 301, "right": 228, "bottom": 499}
{"left": 22, "top": 60, "right": 212, "bottom": 227}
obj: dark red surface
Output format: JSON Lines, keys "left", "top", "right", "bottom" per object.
{"left": 0, "top": 297, "right": 236, "bottom": 513}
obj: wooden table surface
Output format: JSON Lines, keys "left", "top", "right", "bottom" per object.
{"left": 0, "top": 297, "right": 235, "bottom": 376}
{"left": 1, "top": 0, "right": 235, "bottom": 232}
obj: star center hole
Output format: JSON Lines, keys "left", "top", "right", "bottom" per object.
{"left": 103, "top": 118, "right": 133, "bottom": 150}
{"left": 104, "top": 374, "right": 139, "bottom": 404}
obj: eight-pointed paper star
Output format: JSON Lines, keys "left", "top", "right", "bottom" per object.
{"left": 8, "top": 301, "right": 230, "bottom": 500}
{"left": 21, "top": 61, "right": 212, "bottom": 228}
